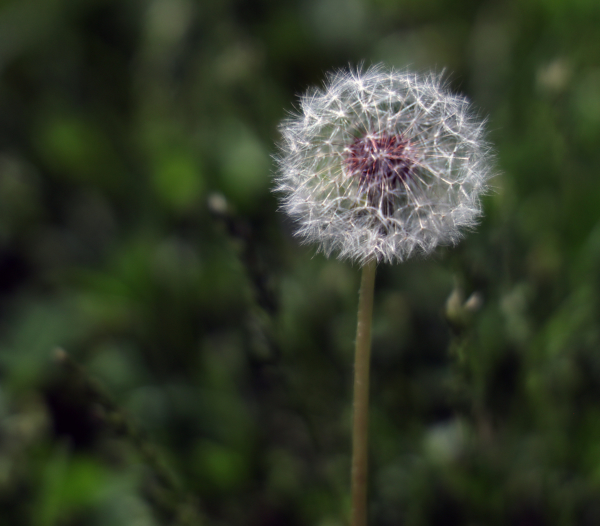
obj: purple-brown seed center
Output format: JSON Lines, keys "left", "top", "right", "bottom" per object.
{"left": 345, "top": 133, "right": 414, "bottom": 192}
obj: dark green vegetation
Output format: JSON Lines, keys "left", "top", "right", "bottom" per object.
{"left": 1, "top": 0, "right": 600, "bottom": 524}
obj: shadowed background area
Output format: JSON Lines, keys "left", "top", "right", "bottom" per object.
{"left": 1, "top": 0, "right": 600, "bottom": 525}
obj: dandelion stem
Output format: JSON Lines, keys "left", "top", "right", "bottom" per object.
{"left": 351, "top": 258, "right": 376, "bottom": 526}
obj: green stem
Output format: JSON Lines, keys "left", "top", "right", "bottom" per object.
{"left": 351, "top": 259, "right": 377, "bottom": 526}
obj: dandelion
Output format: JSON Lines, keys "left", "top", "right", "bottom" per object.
{"left": 275, "top": 65, "right": 492, "bottom": 265}
{"left": 274, "top": 65, "right": 494, "bottom": 526}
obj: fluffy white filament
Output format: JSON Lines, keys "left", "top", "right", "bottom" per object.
{"left": 275, "top": 65, "right": 494, "bottom": 265}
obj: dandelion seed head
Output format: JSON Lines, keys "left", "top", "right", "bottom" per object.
{"left": 274, "top": 65, "right": 494, "bottom": 265}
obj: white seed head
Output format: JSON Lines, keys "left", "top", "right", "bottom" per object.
{"left": 274, "top": 65, "right": 494, "bottom": 265}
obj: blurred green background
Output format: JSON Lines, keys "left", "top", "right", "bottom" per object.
{"left": 0, "top": 0, "right": 600, "bottom": 524}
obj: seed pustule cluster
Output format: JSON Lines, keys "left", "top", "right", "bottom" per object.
{"left": 275, "top": 65, "right": 494, "bottom": 265}
{"left": 344, "top": 132, "right": 416, "bottom": 217}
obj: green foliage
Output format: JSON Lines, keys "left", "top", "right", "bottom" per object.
{"left": 0, "top": 0, "right": 600, "bottom": 525}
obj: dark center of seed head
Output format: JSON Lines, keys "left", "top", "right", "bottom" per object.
{"left": 345, "top": 133, "right": 414, "bottom": 193}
